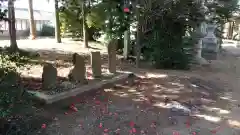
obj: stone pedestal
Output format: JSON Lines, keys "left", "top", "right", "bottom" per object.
{"left": 42, "top": 63, "right": 57, "bottom": 90}
{"left": 107, "top": 39, "right": 117, "bottom": 73}
{"left": 70, "top": 54, "right": 86, "bottom": 83}
{"left": 91, "top": 51, "right": 102, "bottom": 78}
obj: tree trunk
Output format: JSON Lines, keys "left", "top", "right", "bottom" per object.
{"left": 8, "top": 0, "right": 18, "bottom": 52}
{"left": 82, "top": 0, "right": 88, "bottom": 48}
{"left": 135, "top": 0, "right": 141, "bottom": 68}
{"left": 54, "top": 0, "right": 61, "bottom": 43}
{"left": 28, "top": 0, "right": 37, "bottom": 40}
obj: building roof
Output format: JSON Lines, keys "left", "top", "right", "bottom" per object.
{"left": 1, "top": 6, "right": 54, "bottom": 21}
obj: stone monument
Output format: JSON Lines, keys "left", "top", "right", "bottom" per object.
{"left": 194, "top": 22, "right": 209, "bottom": 65}
{"left": 202, "top": 24, "right": 220, "bottom": 60}
{"left": 91, "top": 51, "right": 102, "bottom": 78}
{"left": 192, "top": 0, "right": 210, "bottom": 65}
{"left": 68, "top": 54, "right": 86, "bottom": 83}
{"left": 107, "top": 39, "right": 117, "bottom": 73}
{"left": 42, "top": 63, "right": 57, "bottom": 90}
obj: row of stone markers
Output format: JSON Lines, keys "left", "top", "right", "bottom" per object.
{"left": 41, "top": 40, "right": 117, "bottom": 90}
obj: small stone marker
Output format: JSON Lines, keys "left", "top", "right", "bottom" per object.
{"left": 107, "top": 39, "right": 117, "bottom": 73}
{"left": 123, "top": 30, "right": 130, "bottom": 58}
{"left": 91, "top": 51, "right": 102, "bottom": 78}
{"left": 42, "top": 63, "right": 57, "bottom": 90}
{"left": 69, "top": 54, "right": 86, "bottom": 83}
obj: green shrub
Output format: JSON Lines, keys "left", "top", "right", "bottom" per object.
{"left": 39, "top": 24, "right": 55, "bottom": 37}
{"left": 0, "top": 52, "right": 32, "bottom": 118}
{"left": 142, "top": 20, "right": 194, "bottom": 70}
{"left": 21, "top": 25, "right": 55, "bottom": 37}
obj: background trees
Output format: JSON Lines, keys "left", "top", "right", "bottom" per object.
{"left": 0, "top": 0, "right": 239, "bottom": 69}
{"left": 59, "top": 0, "right": 239, "bottom": 69}
{"left": 55, "top": 0, "right": 61, "bottom": 43}
{"left": 2, "top": 0, "right": 18, "bottom": 51}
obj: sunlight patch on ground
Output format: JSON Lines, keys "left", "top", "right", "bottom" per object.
{"left": 202, "top": 106, "right": 231, "bottom": 114}
{"left": 132, "top": 98, "right": 145, "bottom": 102}
{"left": 151, "top": 94, "right": 164, "bottom": 99}
{"left": 113, "top": 91, "right": 129, "bottom": 97}
{"left": 219, "top": 96, "right": 237, "bottom": 102}
{"left": 164, "top": 88, "right": 183, "bottom": 94}
{"left": 153, "top": 84, "right": 162, "bottom": 88}
{"left": 169, "top": 82, "right": 184, "bottom": 87}
{"left": 128, "top": 89, "right": 137, "bottom": 93}
{"left": 194, "top": 114, "right": 221, "bottom": 122}
{"left": 156, "top": 94, "right": 179, "bottom": 99}
{"left": 200, "top": 98, "right": 216, "bottom": 104}
{"left": 152, "top": 102, "right": 172, "bottom": 108}
{"left": 104, "top": 88, "right": 115, "bottom": 92}
{"left": 144, "top": 73, "right": 168, "bottom": 78}
{"left": 133, "top": 92, "right": 143, "bottom": 95}
{"left": 227, "top": 119, "right": 240, "bottom": 128}
{"left": 115, "top": 84, "right": 131, "bottom": 89}
{"left": 153, "top": 89, "right": 163, "bottom": 93}
{"left": 191, "top": 84, "right": 199, "bottom": 88}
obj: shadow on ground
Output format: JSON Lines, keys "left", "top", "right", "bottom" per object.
{"left": 4, "top": 71, "right": 237, "bottom": 135}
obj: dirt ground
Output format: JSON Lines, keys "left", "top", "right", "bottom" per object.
{"left": 2, "top": 39, "right": 240, "bottom": 135}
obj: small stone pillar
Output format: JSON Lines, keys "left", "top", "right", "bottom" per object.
{"left": 107, "top": 39, "right": 117, "bottom": 73}
{"left": 123, "top": 30, "right": 130, "bottom": 58}
{"left": 42, "top": 63, "right": 57, "bottom": 90}
{"left": 91, "top": 51, "right": 102, "bottom": 78}
{"left": 70, "top": 54, "right": 86, "bottom": 83}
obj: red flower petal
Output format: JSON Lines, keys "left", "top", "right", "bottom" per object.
{"left": 99, "top": 123, "right": 103, "bottom": 128}
{"left": 211, "top": 130, "right": 217, "bottom": 134}
{"left": 76, "top": 98, "right": 81, "bottom": 102}
{"left": 132, "top": 128, "right": 136, "bottom": 133}
{"left": 115, "top": 128, "right": 120, "bottom": 134}
{"left": 70, "top": 106, "right": 78, "bottom": 112}
{"left": 41, "top": 124, "right": 46, "bottom": 129}
{"left": 95, "top": 100, "right": 101, "bottom": 105}
{"left": 173, "top": 131, "right": 179, "bottom": 135}
{"left": 104, "top": 129, "right": 109, "bottom": 132}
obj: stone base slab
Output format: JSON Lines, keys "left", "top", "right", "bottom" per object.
{"left": 202, "top": 50, "right": 219, "bottom": 60}
{"left": 27, "top": 71, "right": 134, "bottom": 104}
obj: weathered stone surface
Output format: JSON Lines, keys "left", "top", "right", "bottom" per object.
{"left": 202, "top": 24, "right": 220, "bottom": 60}
{"left": 107, "top": 39, "right": 117, "bottom": 73}
{"left": 68, "top": 54, "right": 86, "bottom": 83}
{"left": 91, "top": 51, "right": 102, "bottom": 78}
{"left": 123, "top": 30, "right": 130, "bottom": 58}
{"left": 202, "top": 50, "right": 219, "bottom": 60}
{"left": 72, "top": 53, "right": 78, "bottom": 65}
{"left": 42, "top": 63, "right": 57, "bottom": 90}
